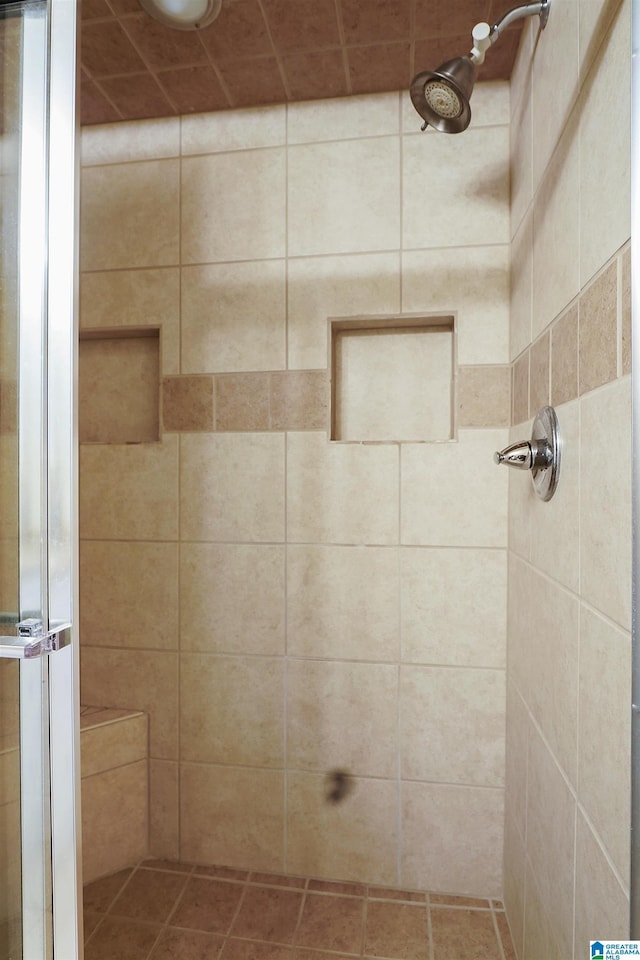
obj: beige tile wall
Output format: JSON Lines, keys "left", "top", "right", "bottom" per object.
{"left": 506, "top": 0, "right": 632, "bottom": 955}
{"left": 79, "top": 84, "right": 512, "bottom": 894}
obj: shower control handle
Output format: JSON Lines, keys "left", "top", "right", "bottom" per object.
{"left": 493, "top": 406, "right": 561, "bottom": 501}
{"left": 493, "top": 438, "right": 551, "bottom": 470}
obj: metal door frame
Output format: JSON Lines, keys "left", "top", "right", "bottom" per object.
{"left": 0, "top": 0, "right": 81, "bottom": 955}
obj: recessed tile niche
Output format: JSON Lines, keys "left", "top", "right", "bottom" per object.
{"left": 79, "top": 328, "right": 160, "bottom": 443}
{"left": 330, "top": 316, "right": 455, "bottom": 442}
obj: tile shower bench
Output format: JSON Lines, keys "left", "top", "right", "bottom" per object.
{"left": 80, "top": 706, "right": 149, "bottom": 883}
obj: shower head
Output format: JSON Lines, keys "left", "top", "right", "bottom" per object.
{"left": 410, "top": 1, "right": 551, "bottom": 133}
{"left": 410, "top": 56, "right": 475, "bottom": 134}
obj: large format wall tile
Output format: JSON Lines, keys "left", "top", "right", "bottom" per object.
{"left": 504, "top": 682, "right": 529, "bottom": 845}
{"left": 508, "top": 563, "right": 579, "bottom": 784}
{"left": 403, "top": 127, "right": 509, "bottom": 250}
{"left": 180, "top": 543, "right": 285, "bottom": 655}
{"left": 580, "top": 377, "right": 631, "bottom": 630}
{"left": 80, "top": 541, "right": 178, "bottom": 649}
{"left": 401, "top": 246, "right": 510, "bottom": 365}
{"left": 181, "top": 104, "right": 286, "bottom": 155}
{"left": 510, "top": 212, "right": 533, "bottom": 363}
{"left": 400, "top": 430, "right": 508, "bottom": 547}
{"left": 579, "top": 0, "right": 631, "bottom": 286}
{"left": 578, "top": 606, "right": 631, "bottom": 880}
{"left": 289, "top": 92, "right": 399, "bottom": 144}
{"left": 82, "top": 761, "right": 148, "bottom": 884}
{"left": 287, "top": 660, "right": 398, "bottom": 777}
{"left": 80, "top": 438, "right": 179, "bottom": 541}
{"left": 80, "top": 268, "right": 180, "bottom": 374}
{"left": 503, "top": 810, "right": 526, "bottom": 959}
{"left": 287, "top": 432, "right": 399, "bottom": 545}
{"left": 82, "top": 117, "right": 180, "bottom": 166}
{"left": 81, "top": 160, "right": 180, "bottom": 271}
{"left": 288, "top": 138, "right": 400, "bottom": 256}
{"left": 81, "top": 648, "right": 178, "bottom": 760}
{"left": 180, "top": 655, "right": 284, "bottom": 767}
{"left": 287, "top": 544, "right": 398, "bottom": 661}
{"left": 149, "top": 759, "right": 179, "bottom": 860}
{"left": 525, "top": 728, "right": 576, "bottom": 960}
{"left": 181, "top": 148, "right": 286, "bottom": 263}
{"left": 522, "top": 860, "right": 565, "bottom": 960}
{"left": 400, "top": 547, "right": 507, "bottom": 668}
{"left": 287, "top": 252, "right": 401, "bottom": 370}
{"left": 287, "top": 772, "right": 398, "bottom": 885}
{"left": 531, "top": 0, "right": 579, "bottom": 188}
{"left": 401, "top": 782, "right": 503, "bottom": 897}
{"left": 532, "top": 119, "right": 580, "bottom": 338}
{"left": 180, "top": 433, "right": 285, "bottom": 542}
{"left": 529, "top": 399, "right": 579, "bottom": 592}
{"left": 400, "top": 665, "right": 505, "bottom": 786}
{"left": 574, "top": 811, "right": 630, "bottom": 946}
{"left": 180, "top": 764, "right": 285, "bottom": 871}
{"left": 181, "top": 260, "right": 286, "bottom": 374}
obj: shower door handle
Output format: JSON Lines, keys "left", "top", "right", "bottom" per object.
{"left": 0, "top": 621, "right": 71, "bottom": 659}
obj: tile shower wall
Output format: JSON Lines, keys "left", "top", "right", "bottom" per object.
{"left": 506, "top": 0, "right": 631, "bottom": 956}
{"left": 79, "top": 85, "right": 511, "bottom": 895}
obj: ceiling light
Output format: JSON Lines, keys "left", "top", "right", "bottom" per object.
{"left": 139, "top": 0, "right": 222, "bottom": 30}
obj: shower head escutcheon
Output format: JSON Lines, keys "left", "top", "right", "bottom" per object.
{"left": 410, "top": 1, "right": 551, "bottom": 133}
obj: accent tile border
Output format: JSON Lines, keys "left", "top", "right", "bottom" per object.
{"left": 159, "top": 365, "right": 512, "bottom": 436}
{"left": 512, "top": 241, "right": 630, "bottom": 426}
{"left": 161, "top": 370, "right": 328, "bottom": 434}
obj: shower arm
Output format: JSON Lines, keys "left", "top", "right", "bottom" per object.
{"left": 469, "top": 1, "right": 550, "bottom": 65}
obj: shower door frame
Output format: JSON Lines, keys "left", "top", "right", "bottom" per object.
{"left": 0, "top": 0, "right": 81, "bottom": 955}
{"left": 631, "top": 0, "right": 640, "bottom": 938}
{"left": 47, "top": 0, "right": 82, "bottom": 953}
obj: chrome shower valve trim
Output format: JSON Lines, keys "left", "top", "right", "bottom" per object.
{"left": 494, "top": 406, "right": 561, "bottom": 501}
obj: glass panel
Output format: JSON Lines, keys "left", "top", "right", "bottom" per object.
{"left": 0, "top": 2, "right": 52, "bottom": 958}
{"left": 1, "top": 7, "right": 27, "bottom": 959}
{"left": 0, "top": 662, "right": 21, "bottom": 959}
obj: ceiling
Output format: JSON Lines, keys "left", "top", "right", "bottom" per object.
{"left": 80, "top": 0, "right": 523, "bottom": 126}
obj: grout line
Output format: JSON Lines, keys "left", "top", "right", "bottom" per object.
{"left": 140, "top": 870, "right": 191, "bottom": 958}
{"left": 291, "top": 886, "right": 308, "bottom": 949}
{"left": 426, "top": 895, "right": 434, "bottom": 960}
{"left": 361, "top": 894, "right": 368, "bottom": 957}
{"left": 226, "top": 880, "right": 250, "bottom": 939}
{"left": 490, "top": 901, "right": 508, "bottom": 960}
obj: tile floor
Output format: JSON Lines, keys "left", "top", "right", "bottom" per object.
{"left": 83, "top": 860, "right": 517, "bottom": 960}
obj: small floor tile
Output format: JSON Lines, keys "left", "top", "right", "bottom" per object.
{"left": 83, "top": 868, "right": 133, "bottom": 913}
{"left": 221, "top": 940, "right": 295, "bottom": 960}
{"left": 231, "top": 886, "right": 304, "bottom": 944}
{"left": 82, "top": 859, "right": 517, "bottom": 960}
{"left": 171, "top": 877, "right": 245, "bottom": 935}
{"left": 431, "top": 908, "right": 502, "bottom": 960}
{"left": 84, "top": 915, "right": 162, "bottom": 960}
{"left": 364, "top": 901, "right": 429, "bottom": 960}
{"left": 110, "top": 867, "right": 188, "bottom": 923}
{"left": 149, "top": 926, "right": 225, "bottom": 959}
{"left": 296, "top": 893, "right": 364, "bottom": 954}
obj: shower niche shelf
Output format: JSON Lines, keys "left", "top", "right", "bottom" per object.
{"left": 329, "top": 315, "right": 455, "bottom": 443}
{"left": 79, "top": 327, "right": 160, "bottom": 444}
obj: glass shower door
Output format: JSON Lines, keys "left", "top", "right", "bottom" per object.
{"left": 0, "top": 0, "right": 80, "bottom": 957}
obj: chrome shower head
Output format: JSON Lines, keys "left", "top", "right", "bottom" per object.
{"left": 410, "top": 56, "right": 476, "bottom": 134}
{"left": 410, "top": 2, "right": 551, "bottom": 133}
